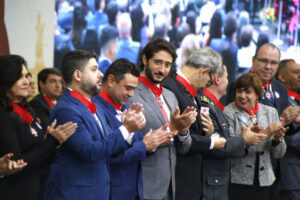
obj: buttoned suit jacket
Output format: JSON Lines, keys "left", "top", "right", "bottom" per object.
{"left": 43, "top": 90, "right": 128, "bottom": 200}
{"left": 93, "top": 95, "right": 146, "bottom": 200}
{"left": 128, "top": 81, "right": 191, "bottom": 199}
{"left": 224, "top": 102, "right": 286, "bottom": 186}
{"left": 197, "top": 90, "right": 246, "bottom": 200}
{"left": 30, "top": 93, "right": 52, "bottom": 131}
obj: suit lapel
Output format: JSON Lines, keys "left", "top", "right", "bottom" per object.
{"left": 137, "top": 82, "right": 166, "bottom": 124}
{"left": 66, "top": 91, "right": 105, "bottom": 138}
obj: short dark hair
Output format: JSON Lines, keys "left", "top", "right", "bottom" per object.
{"left": 37, "top": 68, "right": 62, "bottom": 92}
{"left": 224, "top": 13, "right": 237, "bottom": 38}
{"left": 254, "top": 43, "right": 281, "bottom": 59}
{"left": 61, "top": 50, "right": 97, "bottom": 84}
{"left": 234, "top": 73, "right": 263, "bottom": 99}
{"left": 240, "top": 25, "right": 252, "bottom": 47}
{"left": 99, "top": 25, "right": 118, "bottom": 53}
{"left": 140, "top": 38, "right": 177, "bottom": 70}
{"left": 103, "top": 58, "right": 140, "bottom": 83}
{"left": 275, "top": 59, "right": 295, "bottom": 80}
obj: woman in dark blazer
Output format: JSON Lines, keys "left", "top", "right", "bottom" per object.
{"left": 224, "top": 73, "right": 287, "bottom": 200}
{"left": 0, "top": 55, "right": 77, "bottom": 200}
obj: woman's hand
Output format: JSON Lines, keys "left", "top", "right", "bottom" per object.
{"left": 46, "top": 119, "right": 77, "bottom": 144}
{"left": 265, "top": 121, "right": 288, "bottom": 140}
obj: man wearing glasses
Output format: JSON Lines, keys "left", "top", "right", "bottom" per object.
{"left": 228, "top": 43, "right": 300, "bottom": 200}
{"left": 163, "top": 47, "right": 227, "bottom": 200}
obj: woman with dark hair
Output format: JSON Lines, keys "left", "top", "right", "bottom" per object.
{"left": 207, "top": 9, "right": 223, "bottom": 46}
{"left": 224, "top": 73, "right": 287, "bottom": 200}
{"left": 0, "top": 55, "right": 77, "bottom": 200}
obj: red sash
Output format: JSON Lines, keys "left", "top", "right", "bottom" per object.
{"left": 203, "top": 90, "right": 224, "bottom": 111}
{"left": 99, "top": 90, "right": 122, "bottom": 110}
{"left": 176, "top": 75, "right": 197, "bottom": 97}
{"left": 70, "top": 90, "right": 97, "bottom": 114}
{"left": 8, "top": 100, "right": 33, "bottom": 124}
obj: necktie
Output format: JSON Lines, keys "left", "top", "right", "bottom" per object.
{"left": 155, "top": 94, "right": 169, "bottom": 123}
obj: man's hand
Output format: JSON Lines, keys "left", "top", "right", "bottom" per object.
{"left": 143, "top": 124, "right": 178, "bottom": 150}
{"left": 122, "top": 103, "right": 146, "bottom": 133}
{"left": 0, "top": 153, "right": 27, "bottom": 176}
{"left": 170, "top": 106, "right": 197, "bottom": 135}
{"left": 200, "top": 113, "right": 214, "bottom": 136}
{"left": 212, "top": 136, "right": 226, "bottom": 149}
{"left": 281, "top": 106, "right": 300, "bottom": 125}
{"left": 242, "top": 123, "right": 268, "bottom": 145}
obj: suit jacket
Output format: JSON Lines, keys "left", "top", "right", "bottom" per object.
{"left": 198, "top": 90, "right": 246, "bottom": 200}
{"left": 43, "top": 90, "right": 128, "bottom": 200}
{"left": 0, "top": 107, "right": 58, "bottom": 200}
{"left": 279, "top": 96, "right": 300, "bottom": 191}
{"left": 162, "top": 75, "right": 211, "bottom": 200}
{"left": 224, "top": 103, "right": 286, "bottom": 186}
{"left": 30, "top": 93, "right": 52, "bottom": 131}
{"left": 128, "top": 81, "right": 191, "bottom": 199}
{"left": 93, "top": 95, "right": 146, "bottom": 200}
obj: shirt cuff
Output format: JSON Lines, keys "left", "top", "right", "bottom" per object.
{"left": 178, "top": 130, "right": 190, "bottom": 142}
{"left": 119, "top": 125, "right": 134, "bottom": 144}
{"left": 209, "top": 137, "right": 214, "bottom": 150}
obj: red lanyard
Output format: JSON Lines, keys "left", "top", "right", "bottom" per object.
{"left": 70, "top": 90, "right": 97, "bottom": 114}
{"left": 203, "top": 90, "right": 224, "bottom": 111}
{"left": 288, "top": 90, "right": 300, "bottom": 102}
{"left": 43, "top": 95, "right": 55, "bottom": 109}
{"left": 138, "top": 76, "right": 163, "bottom": 96}
{"left": 99, "top": 90, "right": 122, "bottom": 110}
{"left": 8, "top": 100, "right": 33, "bottom": 124}
{"left": 176, "top": 75, "right": 197, "bottom": 97}
{"left": 235, "top": 101, "right": 259, "bottom": 115}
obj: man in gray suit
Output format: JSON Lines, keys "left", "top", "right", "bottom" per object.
{"left": 128, "top": 38, "right": 197, "bottom": 200}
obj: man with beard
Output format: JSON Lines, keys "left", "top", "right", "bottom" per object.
{"left": 93, "top": 58, "right": 174, "bottom": 200}
{"left": 44, "top": 50, "right": 146, "bottom": 200}
{"left": 128, "top": 38, "right": 197, "bottom": 200}
{"left": 162, "top": 47, "right": 227, "bottom": 200}
{"left": 276, "top": 59, "right": 300, "bottom": 200}
{"left": 30, "top": 68, "right": 63, "bottom": 131}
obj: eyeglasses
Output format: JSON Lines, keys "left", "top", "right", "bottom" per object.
{"left": 206, "top": 71, "right": 213, "bottom": 87}
{"left": 255, "top": 57, "right": 279, "bottom": 67}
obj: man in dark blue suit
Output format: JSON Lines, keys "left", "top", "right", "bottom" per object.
{"left": 93, "top": 58, "right": 172, "bottom": 200}
{"left": 44, "top": 50, "right": 146, "bottom": 200}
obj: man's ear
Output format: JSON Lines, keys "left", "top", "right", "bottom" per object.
{"left": 39, "top": 80, "right": 45, "bottom": 91}
{"left": 106, "top": 74, "right": 116, "bottom": 88}
{"left": 73, "top": 69, "right": 82, "bottom": 82}
{"left": 277, "top": 74, "right": 285, "bottom": 83}
{"left": 142, "top": 54, "right": 147, "bottom": 66}
{"left": 214, "top": 74, "right": 220, "bottom": 86}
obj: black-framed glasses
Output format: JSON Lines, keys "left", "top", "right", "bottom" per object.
{"left": 206, "top": 71, "right": 213, "bottom": 87}
{"left": 255, "top": 57, "right": 279, "bottom": 67}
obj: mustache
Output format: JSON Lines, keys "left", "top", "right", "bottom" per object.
{"left": 155, "top": 72, "right": 165, "bottom": 76}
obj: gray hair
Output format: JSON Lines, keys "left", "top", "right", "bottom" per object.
{"left": 184, "top": 47, "right": 223, "bottom": 75}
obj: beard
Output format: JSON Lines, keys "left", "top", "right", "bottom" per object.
{"left": 144, "top": 63, "right": 165, "bottom": 84}
{"left": 81, "top": 79, "right": 101, "bottom": 96}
